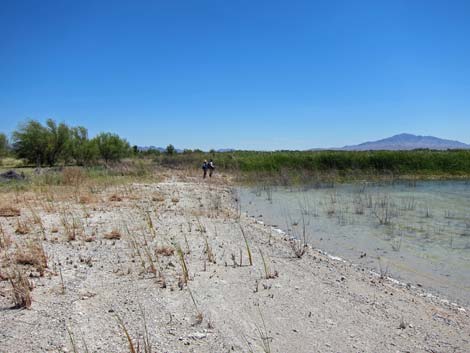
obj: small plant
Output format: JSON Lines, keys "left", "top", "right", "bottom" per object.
{"left": 259, "top": 248, "right": 277, "bottom": 279}
{"left": 9, "top": 269, "right": 33, "bottom": 308}
{"left": 353, "top": 195, "right": 365, "bottom": 215}
{"left": 291, "top": 239, "right": 307, "bottom": 258}
{"left": 59, "top": 267, "right": 66, "bottom": 294}
{"left": 372, "top": 195, "right": 395, "bottom": 225}
{"left": 61, "top": 211, "right": 83, "bottom": 241}
{"left": 292, "top": 214, "right": 308, "bottom": 258}
{"left": 196, "top": 216, "right": 206, "bottom": 233}
{"left": 391, "top": 232, "right": 403, "bottom": 252}
{"left": 155, "top": 245, "right": 174, "bottom": 256}
{"left": 231, "top": 253, "right": 239, "bottom": 267}
{"left": 15, "top": 219, "right": 30, "bottom": 235}
{"left": 142, "top": 240, "right": 158, "bottom": 277}
{"left": 0, "top": 223, "right": 11, "bottom": 249}
{"left": 424, "top": 207, "right": 433, "bottom": 218}
{"left": 79, "top": 195, "right": 93, "bottom": 204}
{"left": 187, "top": 286, "right": 203, "bottom": 326}
{"left": 109, "top": 194, "right": 123, "bottom": 202}
{"left": 400, "top": 197, "right": 416, "bottom": 211}
{"left": 0, "top": 206, "right": 21, "bottom": 217}
{"left": 104, "top": 229, "right": 121, "bottom": 240}
{"left": 203, "top": 235, "right": 216, "bottom": 264}
{"left": 264, "top": 185, "right": 273, "bottom": 203}
{"left": 176, "top": 245, "right": 190, "bottom": 284}
{"left": 377, "top": 256, "right": 389, "bottom": 280}
{"left": 239, "top": 224, "right": 253, "bottom": 266}
{"left": 15, "top": 241, "right": 47, "bottom": 276}
{"left": 143, "top": 210, "right": 156, "bottom": 238}
{"left": 115, "top": 305, "right": 154, "bottom": 353}
{"left": 116, "top": 314, "right": 139, "bottom": 353}
{"left": 152, "top": 193, "right": 165, "bottom": 202}
{"left": 65, "top": 324, "right": 89, "bottom": 353}
{"left": 256, "top": 308, "right": 272, "bottom": 353}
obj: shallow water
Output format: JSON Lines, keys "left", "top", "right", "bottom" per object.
{"left": 238, "top": 180, "right": 470, "bottom": 306}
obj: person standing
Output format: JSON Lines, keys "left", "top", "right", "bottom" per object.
{"left": 202, "top": 160, "right": 208, "bottom": 178}
{"left": 208, "top": 159, "right": 215, "bottom": 178}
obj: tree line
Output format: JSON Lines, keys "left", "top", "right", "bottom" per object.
{"left": 1, "top": 119, "right": 132, "bottom": 166}
{"left": 2, "top": 119, "right": 470, "bottom": 177}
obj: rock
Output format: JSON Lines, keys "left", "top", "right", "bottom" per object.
{"left": 0, "top": 170, "right": 25, "bottom": 181}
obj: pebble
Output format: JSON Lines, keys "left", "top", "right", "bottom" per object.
{"left": 188, "top": 332, "right": 207, "bottom": 339}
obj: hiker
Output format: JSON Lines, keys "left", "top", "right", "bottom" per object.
{"left": 208, "top": 159, "right": 215, "bottom": 178}
{"left": 202, "top": 160, "right": 208, "bottom": 178}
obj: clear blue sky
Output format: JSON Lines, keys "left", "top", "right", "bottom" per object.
{"left": 1, "top": 0, "right": 469, "bottom": 150}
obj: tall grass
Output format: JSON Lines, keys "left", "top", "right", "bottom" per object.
{"left": 158, "top": 149, "right": 470, "bottom": 182}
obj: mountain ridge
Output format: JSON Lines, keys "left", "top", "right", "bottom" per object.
{"left": 339, "top": 133, "right": 470, "bottom": 151}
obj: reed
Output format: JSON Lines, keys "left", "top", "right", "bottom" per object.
{"left": 239, "top": 224, "right": 253, "bottom": 266}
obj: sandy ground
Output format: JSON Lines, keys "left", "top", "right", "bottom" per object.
{"left": 0, "top": 175, "right": 469, "bottom": 353}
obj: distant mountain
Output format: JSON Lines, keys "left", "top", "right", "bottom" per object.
{"left": 136, "top": 146, "right": 234, "bottom": 153}
{"left": 340, "top": 133, "right": 470, "bottom": 151}
{"left": 137, "top": 146, "right": 165, "bottom": 152}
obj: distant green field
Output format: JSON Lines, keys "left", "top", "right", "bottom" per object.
{"left": 2, "top": 150, "right": 470, "bottom": 187}
{"left": 158, "top": 149, "right": 470, "bottom": 181}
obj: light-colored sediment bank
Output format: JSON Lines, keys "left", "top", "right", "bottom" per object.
{"left": 0, "top": 177, "right": 469, "bottom": 353}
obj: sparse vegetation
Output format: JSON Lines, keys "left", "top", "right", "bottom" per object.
{"left": 104, "top": 229, "right": 121, "bottom": 240}
{"left": 8, "top": 269, "right": 33, "bottom": 308}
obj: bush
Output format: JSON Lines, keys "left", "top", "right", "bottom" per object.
{"left": 92, "top": 133, "right": 131, "bottom": 163}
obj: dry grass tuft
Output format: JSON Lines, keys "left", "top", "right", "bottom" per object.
{"left": 152, "top": 193, "right": 165, "bottom": 202}
{"left": 15, "top": 242, "right": 48, "bottom": 276}
{"left": 194, "top": 312, "right": 204, "bottom": 325}
{"left": 79, "top": 195, "right": 93, "bottom": 204}
{"left": 0, "top": 229, "right": 12, "bottom": 249}
{"left": 291, "top": 240, "right": 307, "bottom": 258}
{"left": 104, "top": 229, "right": 121, "bottom": 240}
{"left": 62, "top": 167, "right": 86, "bottom": 186}
{"left": 109, "top": 194, "right": 123, "bottom": 202}
{"left": 0, "top": 206, "right": 21, "bottom": 217}
{"left": 15, "top": 219, "right": 30, "bottom": 235}
{"left": 156, "top": 246, "right": 175, "bottom": 256}
{"left": 9, "top": 270, "right": 33, "bottom": 308}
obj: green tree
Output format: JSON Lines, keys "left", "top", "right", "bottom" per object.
{"left": 165, "top": 144, "right": 176, "bottom": 155}
{"left": 44, "top": 119, "right": 71, "bottom": 166}
{"left": 0, "top": 133, "right": 8, "bottom": 157}
{"left": 12, "top": 119, "right": 73, "bottom": 166}
{"left": 93, "top": 132, "right": 130, "bottom": 163}
{"left": 68, "top": 126, "right": 99, "bottom": 166}
{"left": 12, "top": 120, "right": 49, "bottom": 166}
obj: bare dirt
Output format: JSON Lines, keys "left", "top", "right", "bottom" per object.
{"left": 0, "top": 176, "right": 469, "bottom": 353}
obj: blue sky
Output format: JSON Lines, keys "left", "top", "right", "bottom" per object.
{"left": 1, "top": 0, "right": 469, "bottom": 150}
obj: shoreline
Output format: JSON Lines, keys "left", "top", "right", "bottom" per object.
{"left": 253, "top": 217, "right": 467, "bottom": 313}
{"left": 238, "top": 180, "right": 470, "bottom": 309}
